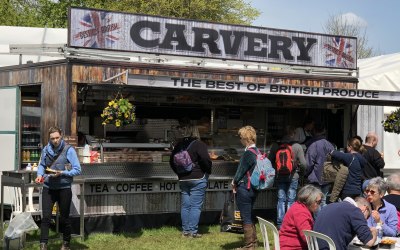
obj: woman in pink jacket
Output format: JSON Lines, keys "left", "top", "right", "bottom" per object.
{"left": 279, "top": 185, "right": 323, "bottom": 250}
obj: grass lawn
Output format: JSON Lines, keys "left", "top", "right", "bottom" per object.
{"left": 18, "top": 224, "right": 270, "bottom": 250}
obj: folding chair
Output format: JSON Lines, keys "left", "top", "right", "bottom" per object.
{"left": 303, "top": 230, "right": 336, "bottom": 250}
{"left": 257, "top": 216, "right": 280, "bottom": 250}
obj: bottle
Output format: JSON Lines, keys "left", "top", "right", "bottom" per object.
{"left": 27, "top": 150, "right": 31, "bottom": 162}
{"left": 26, "top": 163, "right": 32, "bottom": 171}
{"left": 376, "top": 222, "right": 383, "bottom": 243}
{"left": 22, "top": 150, "right": 26, "bottom": 162}
{"left": 32, "top": 163, "right": 38, "bottom": 171}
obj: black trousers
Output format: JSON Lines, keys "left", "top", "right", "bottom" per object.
{"left": 40, "top": 187, "right": 72, "bottom": 243}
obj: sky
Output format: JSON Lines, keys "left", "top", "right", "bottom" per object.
{"left": 250, "top": 0, "right": 400, "bottom": 55}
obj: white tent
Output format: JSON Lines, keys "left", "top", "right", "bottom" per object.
{"left": 0, "top": 26, "right": 66, "bottom": 67}
{"left": 358, "top": 53, "right": 400, "bottom": 169}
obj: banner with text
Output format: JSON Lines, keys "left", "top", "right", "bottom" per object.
{"left": 69, "top": 7, "right": 357, "bottom": 69}
{"left": 86, "top": 180, "right": 231, "bottom": 195}
{"left": 127, "top": 75, "right": 400, "bottom": 104}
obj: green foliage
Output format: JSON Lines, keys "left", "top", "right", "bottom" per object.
{"left": 382, "top": 108, "right": 400, "bottom": 134}
{"left": 0, "top": 0, "right": 260, "bottom": 28}
{"left": 22, "top": 224, "right": 270, "bottom": 250}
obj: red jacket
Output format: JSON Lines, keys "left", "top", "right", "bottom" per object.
{"left": 279, "top": 201, "right": 314, "bottom": 250}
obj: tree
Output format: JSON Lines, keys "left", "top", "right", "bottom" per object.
{"left": 323, "top": 13, "right": 378, "bottom": 59}
{"left": 0, "top": 0, "right": 260, "bottom": 28}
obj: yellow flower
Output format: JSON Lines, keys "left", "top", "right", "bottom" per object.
{"left": 108, "top": 100, "right": 114, "bottom": 106}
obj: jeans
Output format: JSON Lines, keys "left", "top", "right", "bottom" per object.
{"left": 179, "top": 177, "right": 208, "bottom": 234}
{"left": 311, "top": 183, "right": 331, "bottom": 218}
{"left": 40, "top": 187, "right": 72, "bottom": 243}
{"left": 277, "top": 178, "right": 299, "bottom": 227}
{"left": 236, "top": 184, "right": 257, "bottom": 225}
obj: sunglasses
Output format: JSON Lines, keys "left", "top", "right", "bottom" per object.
{"left": 315, "top": 199, "right": 322, "bottom": 205}
{"left": 364, "top": 189, "right": 377, "bottom": 195}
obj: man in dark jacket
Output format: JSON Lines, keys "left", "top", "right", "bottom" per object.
{"left": 363, "top": 132, "right": 385, "bottom": 178}
{"left": 313, "top": 197, "right": 377, "bottom": 250}
{"left": 305, "top": 123, "right": 334, "bottom": 213}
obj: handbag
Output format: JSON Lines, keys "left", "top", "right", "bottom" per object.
{"left": 322, "top": 154, "right": 347, "bottom": 184}
{"left": 220, "top": 193, "right": 243, "bottom": 234}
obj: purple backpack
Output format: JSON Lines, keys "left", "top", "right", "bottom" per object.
{"left": 174, "top": 140, "right": 197, "bottom": 174}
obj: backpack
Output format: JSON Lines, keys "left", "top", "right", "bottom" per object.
{"left": 247, "top": 148, "right": 275, "bottom": 190}
{"left": 173, "top": 140, "right": 197, "bottom": 174}
{"left": 275, "top": 144, "right": 295, "bottom": 176}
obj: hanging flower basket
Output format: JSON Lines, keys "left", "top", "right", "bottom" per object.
{"left": 101, "top": 97, "right": 136, "bottom": 127}
{"left": 382, "top": 108, "right": 400, "bottom": 134}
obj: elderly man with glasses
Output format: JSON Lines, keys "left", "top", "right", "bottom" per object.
{"left": 313, "top": 197, "right": 377, "bottom": 249}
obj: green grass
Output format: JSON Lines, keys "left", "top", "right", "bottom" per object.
{"left": 17, "top": 224, "right": 270, "bottom": 250}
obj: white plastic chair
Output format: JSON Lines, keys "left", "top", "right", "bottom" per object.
{"left": 257, "top": 216, "right": 280, "bottom": 250}
{"left": 9, "top": 186, "right": 41, "bottom": 222}
{"left": 303, "top": 230, "right": 336, "bottom": 250}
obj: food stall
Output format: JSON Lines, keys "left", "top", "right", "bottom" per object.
{"left": 1, "top": 7, "right": 400, "bottom": 234}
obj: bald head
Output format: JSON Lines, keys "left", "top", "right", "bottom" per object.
{"left": 365, "top": 132, "right": 378, "bottom": 147}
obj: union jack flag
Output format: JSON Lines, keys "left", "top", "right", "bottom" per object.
{"left": 74, "top": 11, "right": 120, "bottom": 48}
{"left": 325, "top": 37, "right": 354, "bottom": 68}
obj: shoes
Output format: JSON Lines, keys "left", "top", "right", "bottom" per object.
{"left": 40, "top": 243, "right": 48, "bottom": 250}
{"left": 191, "top": 233, "right": 202, "bottom": 238}
{"left": 182, "top": 232, "right": 191, "bottom": 237}
{"left": 60, "top": 241, "right": 70, "bottom": 250}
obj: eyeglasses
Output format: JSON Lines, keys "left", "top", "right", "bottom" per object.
{"left": 315, "top": 199, "right": 322, "bottom": 205}
{"left": 364, "top": 189, "right": 377, "bottom": 195}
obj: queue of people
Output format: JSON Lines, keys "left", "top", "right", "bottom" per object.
{"left": 34, "top": 121, "right": 396, "bottom": 250}
{"left": 221, "top": 120, "right": 394, "bottom": 250}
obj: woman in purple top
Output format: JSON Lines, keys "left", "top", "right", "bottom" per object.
{"left": 365, "top": 177, "right": 398, "bottom": 237}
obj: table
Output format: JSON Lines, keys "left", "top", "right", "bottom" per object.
{"left": 348, "top": 237, "right": 400, "bottom": 249}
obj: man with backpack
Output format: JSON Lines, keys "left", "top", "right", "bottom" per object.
{"left": 305, "top": 123, "right": 334, "bottom": 215}
{"left": 272, "top": 126, "right": 307, "bottom": 228}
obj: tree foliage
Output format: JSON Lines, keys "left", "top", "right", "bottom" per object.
{"left": 323, "top": 13, "right": 378, "bottom": 59}
{"left": 0, "top": 0, "right": 260, "bottom": 28}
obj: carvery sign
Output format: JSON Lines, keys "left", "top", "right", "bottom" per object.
{"left": 69, "top": 7, "right": 357, "bottom": 69}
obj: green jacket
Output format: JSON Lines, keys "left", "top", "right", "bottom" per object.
{"left": 233, "top": 148, "right": 257, "bottom": 186}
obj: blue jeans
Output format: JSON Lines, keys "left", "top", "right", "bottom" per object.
{"left": 236, "top": 184, "right": 257, "bottom": 225}
{"left": 179, "top": 177, "right": 207, "bottom": 234}
{"left": 311, "top": 183, "right": 331, "bottom": 218}
{"left": 277, "top": 178, "right": 299, "bottom": 227}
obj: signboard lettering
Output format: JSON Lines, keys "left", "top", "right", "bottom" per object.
{"left": 86, "top": 180, "right": 231, "bottom": 194}
{"left": 69, "top": 7, "right": 357, "bottom": 69}
{"left": 127, "top": 75, "right": 393, "bottom": 102}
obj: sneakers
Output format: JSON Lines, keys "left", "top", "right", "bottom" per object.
{"left": 191, "top": 233, "right": 202, "bottom": 238}
{"left": 182, "top": 232, "right": 203, "bottom": 238}
{"left": 60, "top": 241, "right": 70, "bottom": 250}
{"left": 182, "top": 232, "right": 191, "bottom": 237}
{"left": 40, "top": 243, "right": 48, "bottom": 250}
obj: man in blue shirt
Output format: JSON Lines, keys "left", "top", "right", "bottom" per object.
{"left": 35, "top": 126, "right": 81, "bottom": 250}
{"left": 313, "top": 197, "right": 377, "bottom": 250}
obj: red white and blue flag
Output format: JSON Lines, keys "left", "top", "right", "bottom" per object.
{"left": 73, "top": 11, "right": 121, "bottom": 48}
{"left": 324, "top": 37, "right": 355, "bottom": 68}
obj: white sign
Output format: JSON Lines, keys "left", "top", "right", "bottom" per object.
{"left": 69, "top": 7, "right": 357, "bottom": 69}
{"left": 128, "top": 75, "right": 400, "bottom": 104}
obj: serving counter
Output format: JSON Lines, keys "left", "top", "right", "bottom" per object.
{"left": 74, "top": 161, "right": 277, "bottom": 233}
{"left": 2, "top": 162, "right": 278, "bottom": 234}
